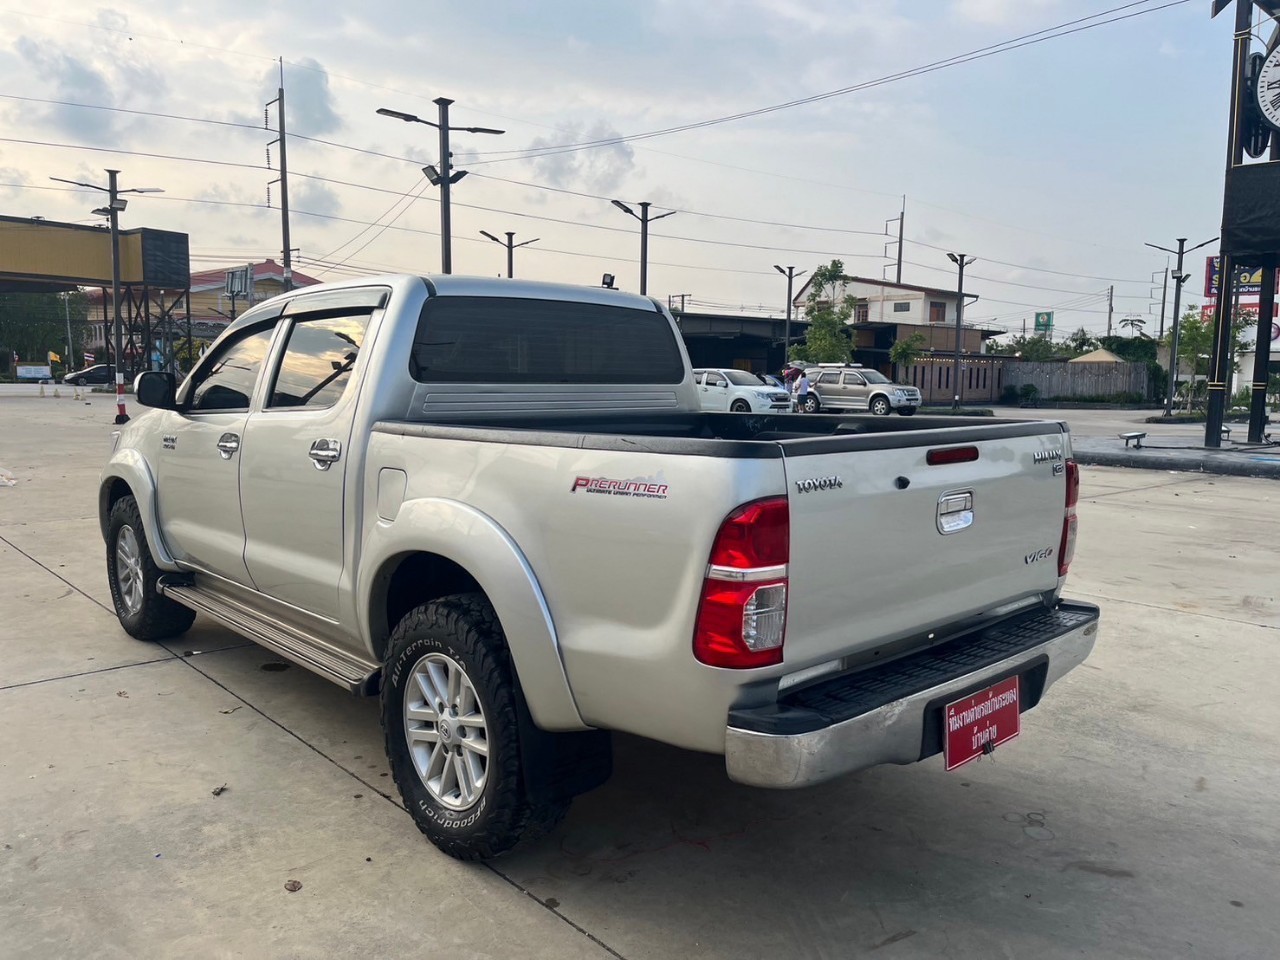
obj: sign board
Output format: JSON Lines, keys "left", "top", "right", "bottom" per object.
{"left": 1034, "top": 311, "right": 1054, "bottom": 334}
{"left": 16, "top": 364, "right": 52, "bottom": 380}
{"left": 225, "top": 266, "right": 252, "bottom": 298}
{"left": 1205, "top": 256, "right": 1264, "bottom": 297}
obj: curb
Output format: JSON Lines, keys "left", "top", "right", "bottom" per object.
{"left": 1075, "top": 448, "right": 1280, "bottom": 480}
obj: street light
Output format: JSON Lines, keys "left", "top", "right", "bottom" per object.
{"left": 376, "top": 100, "right": 504, "bottom": 275}
{"left": 947, "top": 252, "right": 976, "bottom": 411}
{"left": 773, "top": 265, "right": 806, "bottom": 370}
{"left": 480, "top": 230, "right": 539, "bottom": 279}
{"left": 50, "top": 171, "right": 163, "bottom": 424}
{"left": 612, "top": 200, "right": 675, "bottom": 295}
{"left": 1146, "top": 237, "right": 1217, "bottom": 417}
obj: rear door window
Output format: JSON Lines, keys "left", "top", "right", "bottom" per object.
{"left": 410, "top": 296, "right": 684, "bottom": 384}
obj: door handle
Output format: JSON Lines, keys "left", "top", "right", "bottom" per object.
{"left": 308, "top": 438, "right": 342, "bottom": 470}
{"left": 216, "top": 433, "right": 240, "bottom": 460}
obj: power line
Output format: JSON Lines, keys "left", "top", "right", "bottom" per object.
{"left": 466, "top": 0, "right": 1191, "bottom": 164}
{"left": 0, "top": 94, "right": 1167, "bottom": 264}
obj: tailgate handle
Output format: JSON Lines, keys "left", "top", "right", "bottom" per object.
{"left": 937, "top": 491, "right": 974, "bottom": 535}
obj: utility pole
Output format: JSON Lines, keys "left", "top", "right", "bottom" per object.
{"left": 612, "top": 200, "right": 675, "bottom": 295}
{"left": 267, "top": 61, "right": 294, "bottom": 292}
{"left": 1022, "top": 317, "right": 1027, "bottom": 338}
{"left": 947, "top": 253, "right": 976, "bottom": 411}
{"left": 1106, "top": 285, "right": 1114, "bottom": 337}
{"left": 667, "top": 293, "right": 690, "bottom": 312}
{"left": 896, "top": 197, "right": 905, "bottom": 284}
{"left": 377, "top": 100, "right": 505, "bottom": 274}
{"left": 1156, "top": 265, "right": 1169, "bottom": 340}
{"left": 479, "top": 230, "right": 538, "bottom": 278}
{"left": 774, "top": 266, "right": 805, "bottom": 369}
{"left": 1147, "top": 237, "right": 1217, "bottom": 417}
{"left": 883, "top": 199, "right": 906, "bottom": 285}
{"left": 50, "top": 170, "right": 163, "bottom": 424}
{"left": 63, "top": 293, "right": 73, "bottom": 370}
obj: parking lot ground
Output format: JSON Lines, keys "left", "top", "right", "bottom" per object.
{"left": 988, "top": 405, "right": 1280, "bottom": 479}
{"left": 2, "top": 394, "right": 1279, "bottom": 960}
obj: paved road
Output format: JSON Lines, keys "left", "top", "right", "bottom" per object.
{"left": 2, "top": 395, "right": 1277, "bottom": 959}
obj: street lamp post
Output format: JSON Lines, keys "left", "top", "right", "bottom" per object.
{"left": 1146, "top": 237, "right": 1217, "bottom": 417}
{"left": 611, "top": 200, "right": 675, "bottom": 295}
{"left": 773, "top": 265, "right": 806, "bottom": 370}
{"left": 51, "top": 170, "right": 163, "bottom": 424}
{"left": 376, "top": 100, "right": 504, "bottom": 274}
{"left": 947, "top": 252, "right": 976, "bottom": 411}
{"left": 480, "top": 230, "right": 539, "bottom": 279}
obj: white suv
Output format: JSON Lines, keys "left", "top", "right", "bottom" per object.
{"left": 693, "top": 368, "right": 793, "bottom": 413}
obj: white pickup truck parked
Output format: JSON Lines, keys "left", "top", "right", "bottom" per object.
{"left": 100, "top": 275, "right": 1098, "bottom": 860}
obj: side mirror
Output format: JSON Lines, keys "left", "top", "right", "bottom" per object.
{"left": 135, "top": 371, "right": 177, "bottom": 410}
{"left": 716, "top": 381, "right": 728, "bottom": 388}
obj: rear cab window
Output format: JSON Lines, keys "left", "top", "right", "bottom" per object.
{"left": 409, "top": 296, "right": 685, "bottom": 384}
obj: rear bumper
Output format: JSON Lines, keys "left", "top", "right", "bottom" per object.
{"left": 724, "top": 601, "right": 1099, "bottom": 788}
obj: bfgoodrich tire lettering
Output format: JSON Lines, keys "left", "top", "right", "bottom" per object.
{"left": 382, "top": 593, "right": 568, "bottom": 860}
{"left": 106, "top": 495, "right": 196, "bottom": 641}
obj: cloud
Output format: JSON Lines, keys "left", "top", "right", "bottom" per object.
{"left": 15, "top": 37, "right": 117, "bottom": 140}
{"left": 263, "top": 58, "right": 341, "bottom": 136}
{"left": 292, "top": 179, "right": 341, "bottom": 218}
{"left": 523, "top": 121, "right": 636, "bottom": 195}
{"left": 952, "top": 0, "right": 1061, "bottom": 25}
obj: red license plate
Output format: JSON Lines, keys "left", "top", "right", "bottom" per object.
{"left": 944, "top": 675, "right": 1021, "bottom": 772}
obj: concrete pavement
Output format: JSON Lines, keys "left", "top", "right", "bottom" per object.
{"left": 3, "top": 393, "right": 1279, "bottom": 959}
{"left": 988, "top": 405, "right": 1280, "bottom": 479}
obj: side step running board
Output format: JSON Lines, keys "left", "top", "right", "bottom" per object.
{"left": 159, "top": 578, "right": 381, "bottom": 695}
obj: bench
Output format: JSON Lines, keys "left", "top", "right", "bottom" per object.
{"left": 1119, "top": 432, "right": 1146, "bottom": 448}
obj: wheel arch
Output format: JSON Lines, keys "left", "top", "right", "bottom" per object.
{"left": 99, "top": 449, "right": 179, "bottom": 569}
{"left": 360, "top": 498, "right": 586, "bottom": 732}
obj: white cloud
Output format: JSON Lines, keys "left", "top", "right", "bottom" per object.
{"left": 951, "top": 0, "right": 1061, "bottom": 26}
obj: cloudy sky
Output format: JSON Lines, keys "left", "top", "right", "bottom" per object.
{"left": 0, "top": 0, "right": 1252, "bottom": 337}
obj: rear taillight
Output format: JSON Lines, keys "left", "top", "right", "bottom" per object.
{"left": 1058, "top": 460, "right": 1079, "bottom": 577}
{"left": 693, "top": 497, "right": 789, "bottom": 668}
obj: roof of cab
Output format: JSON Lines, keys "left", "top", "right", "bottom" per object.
{"left": 221, "top": 273, "right": 664, "bottom": 338}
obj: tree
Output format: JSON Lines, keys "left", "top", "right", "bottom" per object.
{"left": 1063, "top": 326, "right": 1099, "bottom": 356}
{"left": 0, "top": 292, "right": 89, "bottom": 375}
{"left": 988, "top": 333, "right": 1060, "bottom": 361}
{"left": 1163, "top": 304, "right": 1251, "bottom": 411}
{"left": 1119, "top": 315, "right": 1146, "bottom": 337}
{"left": 789, "top": 259, "right": 858, "bottom": 364}
{"left": 889, "top": 330, "right": 927, "bottom": 373}
{"left": 173, "top": 338, "right": 212, "bottom": 374}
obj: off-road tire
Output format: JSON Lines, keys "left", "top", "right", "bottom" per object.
{"left": 382, "top": 593, "right": 568, "bottom": 860}
{"left": 870, "top": 396, "right": 892, "bottom": 416}
{"left": 730, "top": 399, "right": 751, "bottom": 413}
{"left": 106, "top": 496, "right": 196, "bottom": 641}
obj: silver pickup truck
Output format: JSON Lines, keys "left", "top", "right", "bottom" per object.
{"left": 100, "top": 275, "right": 1098, "bottom": 860}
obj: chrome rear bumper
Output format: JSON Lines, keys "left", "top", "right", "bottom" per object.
{"left": 724, "top": 602, "right": 1099, "bottom": 789}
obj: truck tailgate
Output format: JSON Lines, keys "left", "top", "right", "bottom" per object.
{"left": 780, "top": 423, "right": 1071, "bottom": 666}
